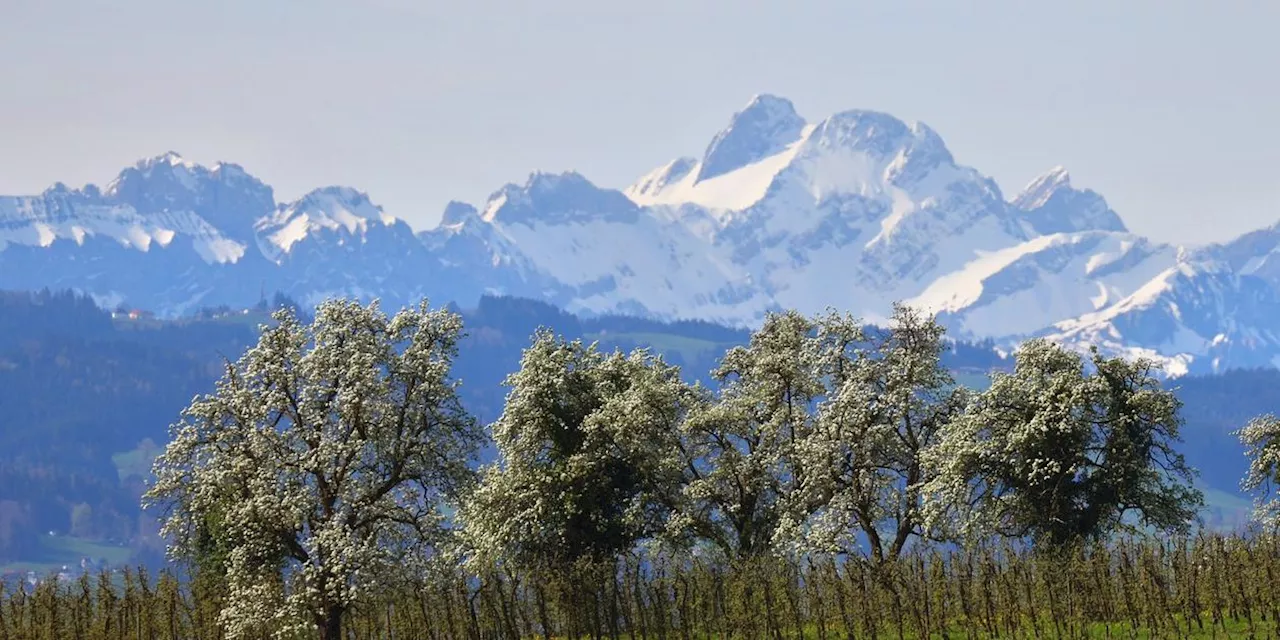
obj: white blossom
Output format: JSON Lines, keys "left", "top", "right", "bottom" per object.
{"left": 460, "top": 331, "right": 695, "bottom": 568}
{"left": 144, "top": 299, "right": 481, "bottom": 640}
{"left": 921, "top": 339, "right": 1201, "bottom": 546}
{"left": 777, "top": 304, "right": 967, "bottom": 562}
{"left": 1235, "top": 414, "right": 1280, "bottom": 530}
{"left": 676, "top": 310, "right": 825, "bottom": 558}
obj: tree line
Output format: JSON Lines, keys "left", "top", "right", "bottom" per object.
{"left": 7, "top": 298, "right": 1280, "bottom": 639}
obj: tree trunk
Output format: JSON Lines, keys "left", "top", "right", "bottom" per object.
{"left": 319, "top": 605, "right": 344, "bottom": 640}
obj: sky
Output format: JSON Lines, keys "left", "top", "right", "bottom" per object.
{"left": 1, "top": 0, "right": 1277, "bottom": 245}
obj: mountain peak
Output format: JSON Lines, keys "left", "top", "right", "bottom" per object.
{"left": 142, "top": 151, "right": 196, "bottom": 169}
{"left": 99, "top": 153, "right": 275, "bottom": 242}
{"left": 1013, "top": 166, "right": 1126, "bottom": 235}
{"left": 525, "top": 170, "right": 593, "bottom": 193}
{"left": 42, "top": 181, "right": 73, "bottom": 195}
{"left": 283, "top": 187, "right": 398, "bottom": 228}
{"left": 112, "top": 151, "right": 204, "bottom": 194}
{"left": 482, "top": 171, "right": 639, "bottom": 226}
{"left": 1013, "top": 166, "right": 1072, "bottom": 210}
{"left": 743, "top": 93, "right": 796, "bottom": 114}
{"left": 104, "top": 154, "right": 200, "bottom": 206}
{"left": 695, "top": 93, "right": 806, "bottom": 183}
{"left": 211, "top": 161, "right": 252, "bottom": 180}
{"left": 299, "top": 185, "right": 371, "bottom": 207}
{"left": 440, "top": 200, "right": 480, "bottom": 227}
{"left": 808, "top": 109, "right": 916, "bottom": 156}
{"left": 255, "top": 187, "right": 398, "bottom": 261}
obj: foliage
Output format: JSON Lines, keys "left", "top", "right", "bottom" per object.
{"left": 924, "top": 339, "right": 1204, "bottom": 546}
{"left": 1235, "top": 414, "right": 1280, "bottom": 530}
{"left": 143, "top": 300, "right": 482, "bottom": 640}
{"left": 0, "top": 289, "right": 1139, "bottom": 570}
{"left": 671, "top": 306, "right": 968, "bottom": 562}
{"left": 461, "top": 331, "right": 696, "bottom": 568}
{"left": 786, "top": 304, "right": 970, "bottom": 561}
{"left": 8, "top": 289, "right": 1275, "bottom": 640}
{"left": 1166, "top": 368, "right": 1280, "bottom": 491}
{"left": 674, "top": 310, "right": 824, "bottom": 559}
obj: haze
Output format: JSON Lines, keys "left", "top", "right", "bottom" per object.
{"left": 2, "top": 0, "right": 1276, "bottom": 245}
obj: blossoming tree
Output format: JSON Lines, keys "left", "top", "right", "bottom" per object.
{"left": 145, "top": 300, "right": 481, "bottom": 640}
{"left": 462, "top": 330, "right": 695, "bottom": 568}
{"left": 783, "top": 305, "right": 969, "bottom": 562}
{"left": 1236, "top": 414, "right": 1280, "bottom": 530}
{"left": 922, "top": 339, "right": 1202, "bottom": 546}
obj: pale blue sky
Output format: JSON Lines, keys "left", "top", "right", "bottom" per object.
{"left": 2, "top": 0, "right": 1276, "bottom": 244}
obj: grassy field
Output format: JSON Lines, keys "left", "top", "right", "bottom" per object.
{"left": 690, "top": 618, "right": 1278, "bottom": 638}
{"left": 0, "top": 535, "right": 135, "bottom": 575}
{"left": 110, "top": 438, "right": 163, "bottom": 481}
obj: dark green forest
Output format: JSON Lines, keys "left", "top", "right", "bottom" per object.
{"left": 0, "top": 289, "right": 1270, "bottom": 576}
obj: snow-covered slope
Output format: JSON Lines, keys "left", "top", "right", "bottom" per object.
{"left": 256, "top": 186, "right": 403, "bottom": 262}
{"left": 907, "top": 230, "right": 1177, "bottom": 339}
{"left": 1194, "top": 223, "right": 1280, "bottom": 289}
{"left": 624, "top": 96, "right": 1042, "bottom": 326}
{"left": 695, "top": 94, "right": 808, "bottom": 183}
{"left": 1044, "top": 260, "right": 1280, "bottom": 376}
{"left": 251, "top": 187, "right": 453, "bottom": 308}
{"left": 0, "top": 180, "right": 246, "bottom": 264}
{"left": 890, "top": 167, "right": 1175, "bottom": 338}
{"left": 0, "top": 153, "right": 458, "bottom": 313}
{"left": 4, "top": 97, "right": 1280, "bottom": 376}
{"left": 1012, "top": 167, "right": 1127, "bottom": 236}
{"left": 430, "top": 172, "right": 772, "bottom": 323}
{"left": 717, "top": 108, "right": 1029, "bottom": 321}
{"left": 627, "top": 95, "right": 813, "bottom": 213}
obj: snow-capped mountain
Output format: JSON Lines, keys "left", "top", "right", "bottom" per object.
{"left": 0, "top": 154, "right": 466, "bottom": 313}
{"left": 3, "top": 95, "right": 1279, "bottom": 376}
{"left": 0, "top": 169, "right": 254, "bottom": 314}
{"left": 907, "top": 230, "right": 1177, "bottom": 339}
{"left": 424, "top": 171, "right": 770, "bottom": 322}
{"left": 1044, "top": 259, "right": 1280, "bottom": 376}
{"left": 1011, "top": 166, "right": 1127, "bottom": 236}
{"left": 617, "top": 98, "right": 1175, "bottom": 339}
{"left": 105, "top": 151, "right": 274, "bottom": 243}
{"left": 1194, "top": 222, "right": 1280, "bottom": 288}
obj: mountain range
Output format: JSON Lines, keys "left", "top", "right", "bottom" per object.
{"left": 4, "top": 94, "right": 1278, "bottom": 376}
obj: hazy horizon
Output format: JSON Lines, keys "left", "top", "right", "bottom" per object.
{"left": 3, "top": 0, "right": 1277, "bottom": 244}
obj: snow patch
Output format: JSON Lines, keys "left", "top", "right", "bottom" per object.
{"left": 256, "top": 187, "right": 398, "bottom": 260}
{"left": 626, "top": 125, "right": 816, "bottom": 212}
{"left": 908, "top": 232, "right": 1175, "bottom": 339}
{"left": 0, "top": 196, "right": 245, "bottom": 265}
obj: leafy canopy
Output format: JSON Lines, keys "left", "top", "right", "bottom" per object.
{"left": 923, "top": 339, "right": 1202, "bottom": 546}
{"left": 461, "top": 330, "right": 695, "bottom": 568}
{"left": 675, "top": 310, "right": 822, "bottom": 559}
{"left": 1235, "top": 414, "right": 1280, "bottom": 530}
{"left": 783, "top": 304, "right": 969, "bottom": 561}
{"left": 145, "top": 300, "right": 481, "bottom": 640}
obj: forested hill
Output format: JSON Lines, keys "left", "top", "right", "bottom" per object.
{"left": 0, "top": 290, "right": 1269, "bottom": 573}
